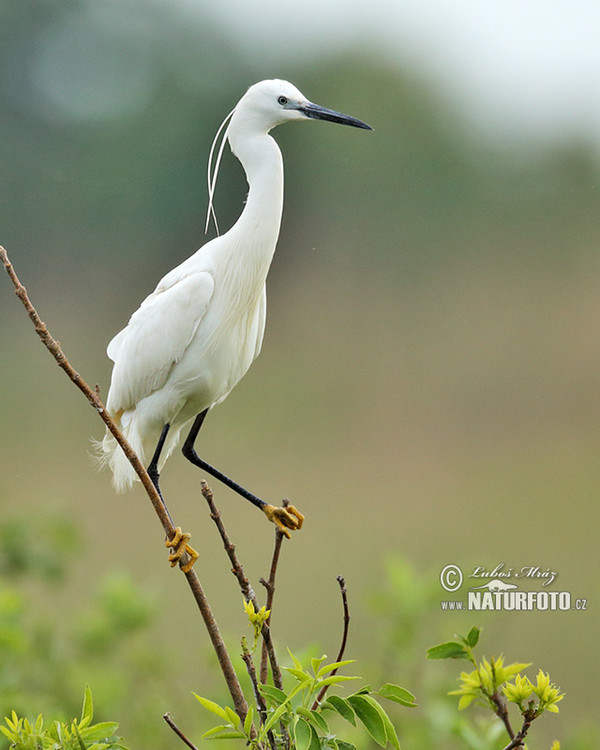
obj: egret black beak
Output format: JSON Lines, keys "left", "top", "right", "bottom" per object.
{"left": 300, "top": 102, "right": 373, "bottom": 130}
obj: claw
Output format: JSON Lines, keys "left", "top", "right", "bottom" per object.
{"left": 165, "top": 527, "right": 199, "bottom": 573}
{"left": 263, "top": 504, "right": 305, "bottom": 538}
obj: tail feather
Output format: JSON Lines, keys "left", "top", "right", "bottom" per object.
{"left": 93, "top": 414, "right": 147, "bottom": 493}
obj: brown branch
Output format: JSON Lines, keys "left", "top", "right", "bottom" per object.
{"left": 500, "top": 716, "right": 533, "bottom": 750}
{"left": 491, "top": 691, "right": 516, "bottom": 741}
{"left": 491, "top": 689, "right": 538, "bottom": 750}
{"left": 241, "top": 641, "right": 268, "bottom": 723}
{"left": 1, "top": 247, "right": 172, "bottom": 531}
{"left": 259, "top": 499, "right": 288, "bottom": 684}
{"left": 241, "top": 639, "right": 278, "bottom": 750}
{"left": 311, "top": 576, "right": 350, "bottom": 709}
{"left": 1, "top": 245, "right": 249, "bottom": 723}
{"left": 200, "top": 481, "right": 284, "bottom": 689}
{"left": 163, "top": 713, "right": 200, "bottom": 750}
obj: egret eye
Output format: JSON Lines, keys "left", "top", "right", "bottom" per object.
{"left": 277, "top": 96, "right": 289, "bottom": 106}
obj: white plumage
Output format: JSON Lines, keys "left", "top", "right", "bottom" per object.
{"left": 98, "top": 79, "right": 371, "bottom": 501}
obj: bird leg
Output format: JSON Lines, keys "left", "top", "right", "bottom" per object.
{"left": 150, "top": 424, "right": 199, "bottom": 572}
{"left": 182, "top": 410, "right": 304, "bottom": 536}
{"left": 148, "top": 423, "right": 171, "bottom": 514}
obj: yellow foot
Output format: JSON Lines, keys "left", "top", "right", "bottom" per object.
{"left": 165, "top": 527, "right": 199, "bottom": 573}
{"left": 263, "top": 504, "right": 305, "bottom": 538}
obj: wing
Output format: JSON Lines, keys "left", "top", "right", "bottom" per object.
{"left": 106, "top": 271, "right": 215, "bottom": 414}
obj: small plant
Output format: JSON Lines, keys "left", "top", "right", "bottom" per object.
{"left": 194, "top": 646, "right": 416, "bottom": 750}
{"left": 1, "top": 686, "right": 128, "bottom": 750}
{"left": 428, "top": 626, "right": 564, "bottom": 749}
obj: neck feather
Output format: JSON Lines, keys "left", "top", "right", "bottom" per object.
{"left": 228, "top": 130, "right": 284, "bottom": 251}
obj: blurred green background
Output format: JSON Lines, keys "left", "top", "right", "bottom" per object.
{"left": 1, "top": 1, "right": 599, "bottom": 747}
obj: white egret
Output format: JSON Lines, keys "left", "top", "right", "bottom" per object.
{"left": 98, "top": 79, "right": 371, "bottom": 536}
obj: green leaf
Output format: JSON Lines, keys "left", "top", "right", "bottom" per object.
{"left": 347, "top": 695, "right": 387, "bottom": 747}
{"left": 259, "top": 684, "right": 287, "bottom": 706}
{"left": 322, "top": 696, "right": 356, "bottom": 725}
{"left": 457, "top": 694, "right": 477, "bottom": 710}
{"left": 309, "top": 710, "right": 329, "bottom": 734}
{"left": 263, "top": 702, "right": 290, "bottom": 734}
{"left": 193, "top": 695, "right": 230, "bottom": 722}
{"left": 0, "top": 727, "right": 15, "bottom": 742}
{"left": 204, "top": 731, "right": 246, "bottom": 740}
{"left": 81, "top": 685, "right": 94, "bottom": 724}
{"left": 464, "top": 627, "right": 480, "bottom": 649}
{"left": 296, "top": 707, "right": 328, "bottom": 734}
{"left": 73, "top": 723, "right": 87, "bottom": 750}
{"left": 51, "top": 720, "right": 62, "bottom": 742}
{"left": 336, "top": 742, "right": 357, "bottom": 750}
{"left": 294, "top": 717, "right": 313, "bottom": 750}
{"left": 262, "top": 676, "right": 312, "bottom": 734}
{"left": 285, "top": 667, "right": 311, "bottom": 682}
{"left": 288, "top": 649, "right": 303, "bottom": 671}
{"left": 373, "top": 700, "right": 400, "bottom": 750}
{"left": 426, "top": 641, "right": 469, "bottom": 660}
{"left": 243, "top": 707, "right": 254, "bottom": 736}
{"left": 80, "top": 722, "right": 120, "bottom": 741}
{"left": 317, "top": 659, "right": 356, "bottom": 678}
{"left": 202, "top": 725, "right": 233, "bottom": 739}
{"left": 318, "top": 675, "right": 360, "bottom": 688}
{"left": 311, "top": 655, "right": 327, "bottom": 675}
{"left": 293, "top": 718, "right": 320, "bottom": 750}
{"left": 376, "top": 684, "right": 417, "bottom": 708}
{"left": 79, "top": 716, "right": 92, "bottom": 731}
{"left": 307, "top": 724, "right": 321, "bottom": 750}
{"left": 224, "top": 707, "right": 240, "bottom": 729}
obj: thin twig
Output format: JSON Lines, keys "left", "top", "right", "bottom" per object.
{"left": 500, "top": 716, "right": 533, "bottom": 750}
{"left": 491, "top": 689, "right": 537, "bottom": 750}
{"left": 241, "top": 640, "right": 278, "bottom": 750}
{"left": 491, "top": 691, "right": 516, "bottom": 740}
{"left": 200, "top": 481, "right": 284, "bottom": 689}
{"left": 259, "top": 499, "right": 288, "bottom": 684}
{"left": 1, "top": 246, "right": 249, "bottom": 723}
{"left": 163, "top": 713, "right": 201, "bottom": 750}
{"left": 311, "top": 576, "right": 350, "bottom": 709}
{"left": 500, "top": 737, "right": 524, "bottom": 750}
{"left": 241, "top": 641, "right": 268, "bottom": 723}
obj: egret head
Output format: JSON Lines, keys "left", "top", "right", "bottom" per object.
{"left": 205, "top": 79, "right": 371, "bottom": 234}
{"left": 235, "top": 79, "right": 373, "bottom": 133}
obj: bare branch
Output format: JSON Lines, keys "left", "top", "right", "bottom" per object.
{"left": 1, "top": 245, "right": 249, "bottom": 723}
{"left": 259, "top": 498, "right": 288, "bottom": 684}
{"left": 491, "top": 691, "right": 516, "bottom": 741}
{"left": 200, "top": 481, "right": 284, "bottom": 689}
{"left": 1, "top": 246, "right": 171, "bottom": 532}
{"left": 241, "top": 639, "right": 288, "bottom": 750}
{"left": 241, "top": 642, "right": 267, "bottom": 723}
{"left": 312, "top": 576, "right": 350, "bottom": 709}
{"left": 240, "top": 639, "right": 278, "bottom": 750}
{"left": 163, "top": 713, "right": 200, "bottom": 750}
{"left": 500, "top": 716, "right": 533, "bottom": 750}
{"left": 491, "top": 689, "right": 537, "bottom": 750}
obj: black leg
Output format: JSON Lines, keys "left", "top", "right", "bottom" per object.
{"left": 182, "top": 409, "right": 267, "bottom": 512}
{"left": 148, "top": 423, "right": 170, "bottom": 489}
{"left": 148, "top": 423, "right": 173, "bottom": 523}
